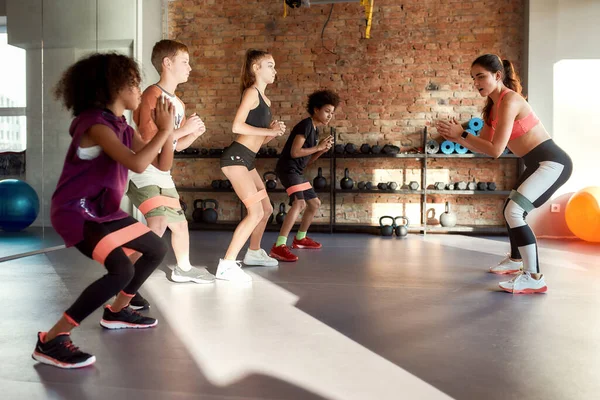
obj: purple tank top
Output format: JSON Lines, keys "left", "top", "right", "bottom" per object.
{"left": 50, "top": 109, "right": 133, "bottom": 247}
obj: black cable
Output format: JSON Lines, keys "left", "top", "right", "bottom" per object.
{"left": 321, "top": 4, "right": 336, "bottom": 55}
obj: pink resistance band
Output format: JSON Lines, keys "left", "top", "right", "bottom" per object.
{"left": 286, "top": 182, "right": 312, "bottom": 196}
{"left": 91, "top": 222, "right": 151, "bottom": 265}
{"left": 138, "top": 195, "right": 181, "bottom": 215}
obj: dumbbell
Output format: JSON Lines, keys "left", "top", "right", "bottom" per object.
{"left": 477, "top": 182, "right": 488, "bottom": 191}
{"left": 467, "top": 182, "right": 477, "bottom": 191}
{"left": 387, "top": 182, "right": 398, "bottom": 191}
{"left": 365, "top": 181, "right": 373, "bottom": 190}
{"left": 455, "top": 181, "right": 467, "bottom": 190}
{"left": 334, "top": 144, "right": 345, "bottom": 154}
{"left": 378, "top": 182, "right": 388, "bottom": 191}
{"left": 360, "top": 143, "right": 371, "bottom": 154}
{"left": 211, "top": 180, "right": 221, "bottom": 189}
{"left": 446, "top": 183, "right": 455, "bottom": 190}
{"left": 434, "top": 182, "right": 446, "bottom": 190}
{"left": 345, "top": 143, "right": 357, "bottom": 154}
{"left": 487, "top": 182, "right": 497, "bottom": 191}
{"left": 267, "top": 148, "right": 278, "bottom": 156}
{"left": 371, "top": 144, "right": 383, "bottom": 154}
{"left": 408, "top": 181, "right": 419, "bottom": 191}
{"left": 358, "top": 181, "right": 366, "bottom": 190}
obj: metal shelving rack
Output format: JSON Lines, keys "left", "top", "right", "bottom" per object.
{"left": 176, "top": 126, "right": 519, "bottom": 235}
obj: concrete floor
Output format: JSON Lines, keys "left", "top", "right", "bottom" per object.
{"left": 1, "top": 230, "right": 599, "bottom": 399}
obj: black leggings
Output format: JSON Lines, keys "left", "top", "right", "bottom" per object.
{"left": 503, "top": 139, "right": 572, "bottom": 273}
{"left": 65, "top": 216, "right": 167, "bottom": 324}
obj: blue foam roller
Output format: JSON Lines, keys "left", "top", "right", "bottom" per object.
{"left": 465, "top": 128, "right": 479, "bottom": 137}
{"left": 455, "top": 144, "right": 468, "bottom": 154}
{"left": 440, "top": 141, "right": 455, "bottom": 154}
{"left": 468, "top": 118, "right": 484, "bottom": 132}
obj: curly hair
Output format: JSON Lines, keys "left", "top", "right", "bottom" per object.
{"left": 54, "top": 52, "right": 141, "bottom": 116}
{"left": 306, "top": 90, "right": 340, "bottom": 115}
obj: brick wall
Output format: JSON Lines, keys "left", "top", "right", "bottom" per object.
{"left": 168, "top": 0, "right": 525, "bottom": 227}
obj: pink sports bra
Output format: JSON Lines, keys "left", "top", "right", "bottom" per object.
{"left": 487, "top": 90, "right": 540, "bottom": 141}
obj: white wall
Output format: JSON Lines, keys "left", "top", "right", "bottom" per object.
{"left": 5, "top": 0, "right": 162, "bottom": 227}
{"left": 527, "top": 0, "right": 600, "bottom": 238}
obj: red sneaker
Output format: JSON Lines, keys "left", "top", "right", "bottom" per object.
{"left": 269, "top": 244, "right": 298, "bottom": 262}
{"left": 292, "top": 236, "right": 322, "bottom": 249}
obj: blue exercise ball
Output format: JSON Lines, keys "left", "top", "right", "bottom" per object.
{"left": 0, "top": 179, "right": 40, "bottom": 232}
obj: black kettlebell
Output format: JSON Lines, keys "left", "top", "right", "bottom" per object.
{"left": 276, "top": 203, "right": 287, "bottom": 224}
{"left": 358, "top": 181, "right": 366, "bottom": 190}
{"left": 313, "top": 167, "right": 327, "bottom": 190}
{"left": 360, "top": 143, "right": 371, "bottom": 154}
{"left": 371, "top": 144, "right": 383, "bottom": 154}
{"left": 379, "top": 216, "right": 395, "bottom": 236}
{"left": 192, "top": 199, "right": 204, "bottom": 222}
{"left": 264, "top": 171, "right": 277, "bottom": 190}
{"left": 334, "top": 144, "right": 345, "bottom": 154}
{"left": 394, "top": 216, "right": 409, "bottom": 237}
{"left": 340, "top": 168, "right": 354, "bottom": 190}
{"left": 268, "top": 200, "right": 275, "bottom": 224}
{"left": 201, "top": 199, "right": 219, "bottom": 223}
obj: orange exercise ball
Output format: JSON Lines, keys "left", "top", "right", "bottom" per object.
{"left": 565, "top": 186, "right": 600, "bottom": 243}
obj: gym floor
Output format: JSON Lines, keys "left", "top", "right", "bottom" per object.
{"left": 1, "top": 230, "right": 599, "bottom": 400}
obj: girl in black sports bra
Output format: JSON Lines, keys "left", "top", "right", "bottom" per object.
{"left": 215, "top": 49, "right": 286, "bottom": 282}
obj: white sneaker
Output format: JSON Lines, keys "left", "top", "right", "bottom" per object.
{"left": 171, "top": 265, "right": 215, "bottom": 284}
{"left": 499, "top": 272, "right": 548, "bottom": 294}
{"left": 215, "top": 259, "right": 252, "bottom": 282}
{"left": 489, "top": 254, "right": 523, "bottom": 275}
{"left": 243, "top": 248, "right": 279, "bottom": 267}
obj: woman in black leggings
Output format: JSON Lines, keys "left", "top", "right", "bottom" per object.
{"left": 436, "top": 54, "right": 572, "bottom": 294}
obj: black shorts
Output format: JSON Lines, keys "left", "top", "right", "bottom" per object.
{"left": 277, "top": 171, "right": 318, "bottom": 205}
{"left": 220, "top": 141, "right": 256, "bottom": 170}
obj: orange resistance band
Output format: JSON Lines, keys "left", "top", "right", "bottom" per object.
{"left": 138, "top": 196, "right": 181, "bottom": 215}
{"left": 286, "top": 182, "right": 312, "bottom": 196}
{"left": 92, "top": 222, "right": 151, "bottom": 265}
{"left": 242, "top": 189, "right": 268, "bottom": 208}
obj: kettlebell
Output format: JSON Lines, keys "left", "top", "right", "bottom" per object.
{"left": 276, "top": 203, "right": 287, "bottom": 224}
{"left": 439, "top": 202, "right": 457, "bottom": 228}
{"left": 340, "top": 168, "right": 354, "bottom": 190}
{"left": 394, "top": 216, "right": 409, "bottom": 237}
{"left": 371, "top": 144, "right": 383, "bottom": 154}
{"left": 379, "top": 216, "right": 395, "bottom": 236}
{"left": 426, "top": 208, "right": 439, "bottom": 225}
{"left": 192, "top": 199, "right": 204, "bottom": 223}
{"left": 313, "top": 167, "right": 327, "bottom": 190}
{"left": 268, "top": 200, "right": 275, "bottom": 225}
{"left": 264, "top": 171, "right": 277, "bottom": 190}
{"left": 201, "top": 199, "right": 219, "bottom": 223}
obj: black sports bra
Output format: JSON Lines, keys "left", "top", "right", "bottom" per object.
{"left": 245, "top": 88, "right": 271, "bottom": 129}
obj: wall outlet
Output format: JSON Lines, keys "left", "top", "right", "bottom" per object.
{"left": 550, "top": 203, "right": 561, "bottom": 213}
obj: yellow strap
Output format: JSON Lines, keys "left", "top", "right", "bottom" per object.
{"left": 361, "top": 0, "right": 374, "bottom": 39}
{"left": 283, "top": 0, "right": 288, "bottom": 18}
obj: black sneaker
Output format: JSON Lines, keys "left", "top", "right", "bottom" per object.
{"left": 100, "top": 305, "right": 158, "bottom": 330}
{"left": 32, "top": 332, "right": 96, "bottom": 369}
{"left": 129, "top": 292, "right": 150, "bottom": 311}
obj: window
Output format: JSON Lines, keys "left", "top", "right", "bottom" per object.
{"left": 0, "top": 28, "right": 27, "bottom": 153}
